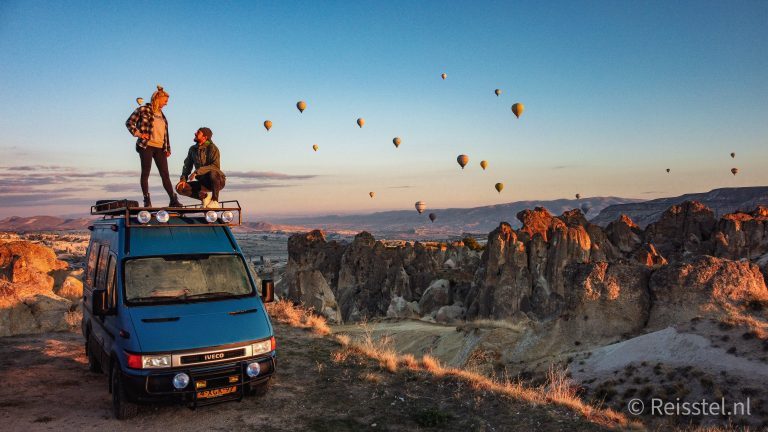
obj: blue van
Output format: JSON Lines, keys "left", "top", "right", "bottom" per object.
{"left": 81, "top": 200, "right": 276, "bottom": 419}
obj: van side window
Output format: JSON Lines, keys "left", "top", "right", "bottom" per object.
{"left": 85, "top": 242, "right": 100, "bottom": 288}
{"left": 106, "top": 255, "right": 117, "bottom": 308}
{"left": 95, "top": 245, "right": 110, "bottom": 289}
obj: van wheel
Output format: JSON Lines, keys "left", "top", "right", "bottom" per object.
{"left": 111, "top": 362, "right": 139, "bottom": 419}
{"left": 86, "top": 338, "right": 101, "bottom": 373}
{"left": 249, "top": 378, "right": 271, "bottom": 397}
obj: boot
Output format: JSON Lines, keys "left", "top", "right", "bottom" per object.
{"left": 143, "top": 194, "right": 152, "bottom": 207}
{"left": 168, "top": 193, "right": 183, "bottom": 208}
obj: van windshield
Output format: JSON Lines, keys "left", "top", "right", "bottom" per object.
{"left": 124, "top": 254, "right": 253, "bottom": 304}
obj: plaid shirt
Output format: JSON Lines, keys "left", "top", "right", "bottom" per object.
{"left": 125, "top": 104, "right": 170, "bottom": 152}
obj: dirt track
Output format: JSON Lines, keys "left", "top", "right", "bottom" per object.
{"left": 0, "top": 323, "right": 611, "bottom": 431}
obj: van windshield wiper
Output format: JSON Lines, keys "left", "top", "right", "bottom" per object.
{"left": 183, "top": 291, "right": 238, "bottom": 299}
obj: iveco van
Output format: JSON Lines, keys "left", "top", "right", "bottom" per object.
{"left": 81, "top": 200, "right": 275, "bottom": 419}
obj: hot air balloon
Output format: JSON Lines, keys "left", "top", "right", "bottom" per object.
{"left": 495, "top": 183, "right": 504, "bottom": 193}
{"left": 415, "top": 201, "right": 426, "bottom": 214}
{"left": 511, "top": 103, "right": 524, "bottom": 118}
{"left": 312, "top": 144, "right": 318, "bottom": 152}
{"left": 494, "top": 89, "right": 501, "bottom": 96}
{"left": 136, "top": 97, "right": 144, "bottom": 106}
{"left": 393, "top": 137, "right": 401, "bottom": 148}
{"left": 297, "top": 100, "right": 307, "bottom": 113}
{"left": 264, "top": 120, "right": 272, "bottom": 131}
{"left": 730, "top": 152, "right": 735, "bottom": 159}
{"left": 429, "top": 213, "right": 436, "bottom": 223}
{"left": 369, "top": 192, "right": 375, "bottom": 198}
{"left": 357, "top": 118, "right": 365, "bottom": 128}
{"left": 731, "top": 168, "right": 739, "bottom": 176}
{"left": 480, "top": 160, "right": 488, "bottom": 170}
{"left": 441, "top": 73, "right": 447, "bottom": 80}
{"left": 666, "top": 168, "right": 671, "bottom": 173}
{"left": 457, "top": 155, "right": 469, "bottom": 169}
{"left": 575, "top": 193, "right": 581, "bottom": 200}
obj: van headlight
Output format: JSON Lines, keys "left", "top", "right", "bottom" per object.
{"left": 155, "top": 210, "right": 170, "bottom": 223}
{"left": 205, "top": 210, "right": 218, "bottom": 223}
{"left": 221, "top": 210, "right": 234, "bottom": 223}
{"left": 137, "top": 210, "right": 151, "bottom": 224}
{"left": 251, "top": 339, "right": 272, "bottom": 356}
{"left": 142, "top": 354, "right": 172, "bottom": 368}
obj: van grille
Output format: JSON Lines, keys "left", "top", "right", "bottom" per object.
{"left": 180, "top": 348, "right": 246, "bottom": 365}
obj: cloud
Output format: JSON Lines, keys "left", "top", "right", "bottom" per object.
{"left": 641, "top": 191, "right": 665, "bottom": 194}
{"left": 550, "top": 165, "right": 572, "bottom": 170}
{"left": 227, "top": 171, "right": 317, "bottom": 180}
{"left": 224, "top": 183, "right": 294, "bottom": 191}
{"left": 0, "top": 193, "right": 95, "bottom": 207}
{"left": 387, "top": 186, "right": 412, "bottom": 189}
{"left": 4, "top": 165, "right": 70, "bottom": 171}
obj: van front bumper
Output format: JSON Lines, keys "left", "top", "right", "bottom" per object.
{"left": 120, "top": 354, "right": 275, "bottom": 407}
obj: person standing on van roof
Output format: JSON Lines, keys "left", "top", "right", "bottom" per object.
{"left": 177, "top": 127, "right": 227, "bottom": 208}
{"left": 125, "top": 85, "right": 183, "bottom": 208}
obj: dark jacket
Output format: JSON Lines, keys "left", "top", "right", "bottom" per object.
{"left": 125, "top": 104, "right": 170, "bottom": 153}
{"left": 181, "top": 141, "right": 225, "bottom": 180}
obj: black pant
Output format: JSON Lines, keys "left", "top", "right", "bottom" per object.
{"left": 189, "top": 170, "right": 226, "bottom": 201}
{"left": 139, "top": 146, "right": 175, "bottom": 198}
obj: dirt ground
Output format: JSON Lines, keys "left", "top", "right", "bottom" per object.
{"left": 0, "top": 323, "right": 613, "bottom": 432}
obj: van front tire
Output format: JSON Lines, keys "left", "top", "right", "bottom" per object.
{"left": 111, "top": 362, "right": 139, "bottom": 419}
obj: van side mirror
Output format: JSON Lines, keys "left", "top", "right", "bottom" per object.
{"left": 261, "top": 280, "right": 274, "bottom": 303}
{"left": 92, "top": 289, "right": 115, "bottom": 316}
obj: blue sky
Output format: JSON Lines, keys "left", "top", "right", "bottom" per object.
{"left": 1, "top": 0, "right": 766, "bottom": 218}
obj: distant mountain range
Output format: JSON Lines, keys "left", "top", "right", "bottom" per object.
{"left": 0, "top": 216, "right": 93, "bottom": 232}
{"left": 590, "top": 186, "right": 768, "bottom": 228}
{"left": 269, "top": 197, "right": 641, "bottom": 237}
{"left": 5, "top": 187, "right": 768, "bottom": 236}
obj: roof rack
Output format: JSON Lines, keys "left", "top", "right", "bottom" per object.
{"left": 90, "top": 199, "right": 242, "bottom": 227}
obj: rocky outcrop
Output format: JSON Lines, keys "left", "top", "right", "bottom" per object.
{"left": 0, "top": 241, "right": 76, "bottom": 336}
{"left": 647, "top": 256, "right": 768, "bottom": 329}
{"left": 283, "top": 231, "right": 481, "bottom": 323}
{"left": 284, "top": 201, "right": 768, "bottom": 352}
{"left": 644, "top": 201, "right": 716, "bottom": 261}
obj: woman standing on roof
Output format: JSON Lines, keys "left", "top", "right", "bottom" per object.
{"left": 125, "top": 85, "right": 182, "bottom": 208}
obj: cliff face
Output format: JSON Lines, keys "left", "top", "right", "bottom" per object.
{"left": 283, "top": 200, "right": 768, "bottom": 346}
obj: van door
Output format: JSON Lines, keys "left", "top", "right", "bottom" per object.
{"left": 101, "top": 253, "right": 120, "bottom": 363}
{"left": 91, "top": 244, "right": 112, "bottom": 367}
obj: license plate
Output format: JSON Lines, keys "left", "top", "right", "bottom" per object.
{"left": 197, "top": 386, "right": 237, "bottom": 399}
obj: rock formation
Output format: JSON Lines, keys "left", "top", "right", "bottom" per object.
{"left": 283, "top": 200, "right": 768, "bottom": 353}
{"left": 0, "top": 241, "right": 81, "bottom": 336}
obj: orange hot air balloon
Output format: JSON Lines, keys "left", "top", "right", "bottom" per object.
{"left": 495, "top": 183, "right": 504, "bottom": 193}
{"left": 494, "top": 89, "right": 501, "bottom": 96}
{"left": 312, "top": 144, "right": 318, "bottom": 152}
{"left": 297, "top": 100, "right": 307, "bottom": 113}
{"left": 441, "top": 73, "right": 447, "bottom": 80}
{"left": 393, "top": 137, "right": 401, "bottom": 148}
{"left": 429, "top": 213, "right": 436, "bottom": 223}
{"left": 731, "top": 168, "right": 739, "bottom": 176}
{"left": 415, "top": 201, "right": 426, "bottom": 214}
{"left": 480, "top": 160, "right": 488, "bottom": 170}
{"left": 357, "top": 118, "right": 365, "bottom": 128}
{"left": 263, "top": 120, "right": 272, "bottom": 131}
{"left": 369, "top": 192, "right": 375, "bottom": 198}
{"left": 136, "top": 97, "right": 144, "bottom": 106}
{"left": 511, "top": 103, "right": 524, "bottom": 118}
{"left": 457, "top": 155, "right": 469, "bottom": 169}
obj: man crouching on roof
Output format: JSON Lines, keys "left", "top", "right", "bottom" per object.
{"left": 176, "top": 127, "right": 227, "bottom": 208}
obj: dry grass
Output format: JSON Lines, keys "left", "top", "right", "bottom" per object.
{"left": 266, "top": 299, "right": 331, "bottom": 335}
{"left": 65, "top": 309, "right": 82, "bottom": 330}
{"left": 332, "top": 329, "right": 644, "bottom": 431}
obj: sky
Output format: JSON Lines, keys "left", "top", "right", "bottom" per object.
{"left": 1, "top": 0, "right": 767, "bottom": 219}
